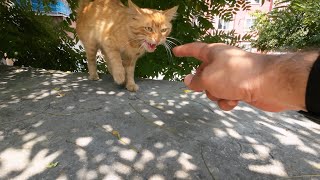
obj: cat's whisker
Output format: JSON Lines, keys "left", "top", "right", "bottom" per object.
{"left": 165, "top": 40, "right": 176, "bottom": 56}
{"left": 165, "top": 43, "right": 172, "bottom": 48}
{"left": 166, "top": 39, "right": 178, "bottom": 47}
{"left": 138, "top": 41, "right": 145, "bottom": 51}
{"left": 165, "top": 41, "right": 174, "bottom": 51}
{"left": 166, "top": 42, "right": 176, "bottom": 48}
{"left": 163, "top": 44, "right": 171, "bottom": 62}
{"left": 163, "top": 42, "right": 173, "bottom": 63}
{"left": 165, "top": 41, "right": 176, "bottom": 52}
{"left": 167, "top": 37, "right": 182, "bottom": 44}
{"left": 166, "top": 37, "right": 183, "bottom": 45}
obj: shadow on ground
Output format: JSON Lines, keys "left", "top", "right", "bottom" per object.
{"left": 0, "top": 65, "right": 319, "bottom": 180}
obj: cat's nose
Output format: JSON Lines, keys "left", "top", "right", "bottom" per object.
{"left": 151, "top": 38, "right": 160, "bottom": 45}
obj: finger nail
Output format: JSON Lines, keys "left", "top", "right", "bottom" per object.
{"left": 184, "top": 74, "right": 193, "bottom": 86}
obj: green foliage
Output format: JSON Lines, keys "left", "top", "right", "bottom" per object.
{"left": 251, "top": 0, "right": 320, "bottom": 52}
{"left": 120, "top": 0, "right": 253, "bottom": 80}
{"left": 0, "top": 1, "right": 87, "bottom": 71}
{"left": 1, "top": 0, "right": 252, "bottom": 80}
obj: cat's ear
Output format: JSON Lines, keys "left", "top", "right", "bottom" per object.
{"left": 164, "top": 6, "right": 178, "bottom": 20}
{"left": 128, "top": 0, "right": 143, "bottom": 14}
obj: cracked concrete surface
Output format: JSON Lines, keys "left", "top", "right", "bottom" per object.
{"left": 0, "top": 65, "right": 320, "bottom": 180}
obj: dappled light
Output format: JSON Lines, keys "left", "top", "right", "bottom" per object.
{"left": 0, "top": 66, "right": 320, "bottom": 179}
{"left": 248, "top": 159, "right": 288, "bottom": 177}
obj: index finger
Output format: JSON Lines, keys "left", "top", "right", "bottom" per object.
{"left": 173, "top": 42, "right": 210, "bottom": 63}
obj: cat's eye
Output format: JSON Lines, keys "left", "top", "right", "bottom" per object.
{"left": 161, "top": 28, "right": 169, "bottom": 33}
{"left": 145, "top": 27, "right": 153, "bottom": 32}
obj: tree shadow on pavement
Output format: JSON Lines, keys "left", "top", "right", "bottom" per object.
{"left": 0, "top": 65, "right": 319, "bottom": 180}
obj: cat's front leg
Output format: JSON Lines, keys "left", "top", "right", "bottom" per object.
{"left": 123, "top": 59, "right": 139, "bottom": 92}
{"left": 103, "top": 48, "right": 126, "bottom": 85}
{"left": 83, "top": 44, "right": 99, "bottom": 80}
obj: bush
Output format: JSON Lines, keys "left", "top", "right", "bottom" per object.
{"left": 251, "top": 0, "right": 320, "bottom": 52}
{"left": 0, "top": 1, "right": 87, "bottom": 71}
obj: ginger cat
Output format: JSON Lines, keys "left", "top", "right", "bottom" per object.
{"left": 76, "top": 0, "right": 178, "bottom": 91}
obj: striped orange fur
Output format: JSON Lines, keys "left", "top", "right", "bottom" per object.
{"left": 76, "top": 0, "right": 178, "bottom": 91}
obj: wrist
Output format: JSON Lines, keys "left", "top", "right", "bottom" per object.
{"left": 260, "top": 52, "right": 318, "bottom": 111}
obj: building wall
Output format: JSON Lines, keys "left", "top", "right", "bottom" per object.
{"left": 233, "top": 0, "right": 272, "bottom": 36}
{"left": 213, "top": 0, "right": 274, "bottom": 52}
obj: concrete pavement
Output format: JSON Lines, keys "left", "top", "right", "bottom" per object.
{"left": 0, "top": 65, "right": 319, "bottom": 180}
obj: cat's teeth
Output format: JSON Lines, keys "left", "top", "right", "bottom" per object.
{"left": 149, "top": 44, "right": 156, "bottom": 49}
{"left": 147, "top": 43, "right": 156, "bottom": 50}
{"left": 144, "top": 41, "right": 157, "bottom": 52}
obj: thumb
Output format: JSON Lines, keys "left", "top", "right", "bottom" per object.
{"left": 184, "top": 74, "right": 205, "bottom": 92}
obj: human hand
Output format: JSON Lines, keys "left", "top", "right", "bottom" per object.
{"left": 173, "top": 42, "right": 299, "bottom": 112}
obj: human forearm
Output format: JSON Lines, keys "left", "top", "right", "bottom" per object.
{"left": 261, "top": 52, "right": 319, "bottom": 111}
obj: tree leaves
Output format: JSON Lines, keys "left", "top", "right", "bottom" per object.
{"left": 251, "top": 0, "right": 320, "bottom": 51}
{"left": 47, "top": 162, "right": 59, "bottom": 168}
{"left": 0, "top": 0, "right": 87, "bottom": 72}
{"left": 1, "top": 0, "right": 250, "bottom": 81}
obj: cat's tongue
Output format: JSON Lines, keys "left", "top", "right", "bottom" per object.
{"left": 146, "top": 42, "right": 157, "bottom": 52}
{"left": 149, "top": 43, "right": 156, "bottom": 50}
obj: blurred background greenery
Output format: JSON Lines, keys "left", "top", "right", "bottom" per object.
{"left": 251, "top": 0, "right": 320, "bottom": 52}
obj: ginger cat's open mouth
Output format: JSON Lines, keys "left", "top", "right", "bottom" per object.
{"left": 144, "top": 41, "right": 157, "bottom": 52}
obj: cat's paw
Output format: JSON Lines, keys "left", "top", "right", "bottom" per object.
{"left": 126, "top": 83, "right": 139, "bottom": 92}
{"left": 113, "top": 70, "right": 125, "bottom": 85}
{"left": 88, "top": 74, "right": 100, "bottom": 81}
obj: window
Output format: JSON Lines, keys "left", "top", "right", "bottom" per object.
{"left": 218, "top": 19, "right": 232, "bottom": 30}
{"left": 242, "top": 43, "right": 252, "bottom": 52}
{"left": 248, "top": 0, "right": 261, "bottom": 4}
{"left": 244, "top": 18, "right": 255, "bottom": 31}
{"left": 240, "top": 42, "right": 257, "bottom": 52}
